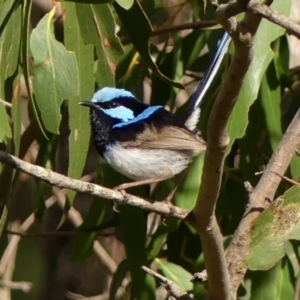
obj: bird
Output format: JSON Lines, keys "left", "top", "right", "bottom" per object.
{"left": 79, "top": 32, "right": 231, "bottom": 202}
{"left": 79, "top": 87, "right": 206, "bottom": 201}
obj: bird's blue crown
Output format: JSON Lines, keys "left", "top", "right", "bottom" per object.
{"left": 90, "top": 87, "right": 162, "bottom": 128}
{"left": 91, "top": 87, "right": 134, "bottom": 103}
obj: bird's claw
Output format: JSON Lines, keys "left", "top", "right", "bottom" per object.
{"left": 114, "top": 185, "right": 129, "bottom": 202}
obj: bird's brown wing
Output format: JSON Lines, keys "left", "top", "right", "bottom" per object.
{"left": 122, "top": 125, "right": 206, "bottom": 152}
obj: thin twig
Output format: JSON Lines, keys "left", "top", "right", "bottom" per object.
{"left": 3, "top": 230, "right": 113, "bottom": 238}
{"left": 0, "top": 150, "right": 189, "bottom": 219}
{"left": 0, "top": 222, "right": 20, "bottom": 299}
{"left": 0, "top": 99, "right": 12, "bottom": 108}
{"left": 0, "top": 281, "right": 32, "bottom": 293}
{"left": 255, "top": 170, "right": 300, "bottom": 187}
{"left": 151, "top": 20, "right": 219, "bottom": 36}
{"left": 142, "top": 266, "right": 192, "bottom": 300}
{"left": 247, "top": 0, "right": 300, "bottom": 39}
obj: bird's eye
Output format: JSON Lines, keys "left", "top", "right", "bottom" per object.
{"left": 110, "top": 101, "right": 118, "bottom": 108}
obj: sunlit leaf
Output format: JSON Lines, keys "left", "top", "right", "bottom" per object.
{"left": 156, "top": 258, "right": 193, "bottom": 291}
{"left": 227, "top": 0, "right": 292, "bottom": 150}
{"left": 247, "top": 186, "right": 300, "bottom": 270}
{"left": 63, "top": 2, "right": 94, "bottom": 204}
{"left": 0, "top": 0, "right": 22, "bottom": 142}
{"left": 259, "top": 61, "right": 282, "bottom": 151}
{"left": 30, "top": 7, "right": 79, "bottom": 134}
{"left": 116, "top": 0, "right": 134, "bottom": 10}
{"left": 76, "top": 3, "right": 123, "bottom": 87}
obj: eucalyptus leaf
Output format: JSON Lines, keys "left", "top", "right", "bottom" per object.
{"left": 247, "top": 186, "right": 300, "bottom": 270}
{"left": 156, "top": 258, "right": 193, "bottom": 291}
{"left": 227, "top": 0, "right": 292, "bottom": 150}
{"left": 30, "top": 7, "right": 79, "bottom": 134}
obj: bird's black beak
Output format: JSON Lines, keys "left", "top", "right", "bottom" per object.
{"left": 78, "top": 101, "right": 98, "bottom": 109}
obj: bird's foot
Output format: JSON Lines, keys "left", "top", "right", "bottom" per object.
{"left": 162, "top": 197, "right": 176, "bottom": 217}
{"left": 113, "top": 185, "right": 131, "bottom": 204}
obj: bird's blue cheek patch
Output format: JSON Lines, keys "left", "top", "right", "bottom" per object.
{"left": 102, "top": 106, "right": 134, "bottom": 121}
{"left": 113, "top": 106, "right": 162, "bottom": 128}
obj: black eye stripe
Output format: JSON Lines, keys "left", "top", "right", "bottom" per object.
{"left": 98, "top": 101, "right": 119, "bottom": 109}
{"left": 96, "top": 97, "right": 148, "bottom": 116}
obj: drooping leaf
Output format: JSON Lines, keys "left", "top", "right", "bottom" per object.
{"left": 156, "top": 258, "right": 193, "bottom": 291}
{"left": 74, "top": 199, "right": 108, "bottom": 261}
{"left": 119, "top": 205, "right": 156, "bottom": 299}
{"left": 109, "top": 259, "right": 129, "bottom": 300}
{"left": 30, "top": 7, "right": 79, "bottom": 134}
{"left": 259, "top": 61, "right": 282, "bottom": 151}
{"left": 248, "top": 260, "right": 294, "bottom": 300}
{"left": 63, "top": 2, "right": 94, "bottom": 204}
{"left": 116, "top": 0, "right": 134, "bottom": 10}
{"left": 174, "top": 152, "right": 205, "bottom": 210}
{"left": 247, "top": 186, "right": 300, "bottom": 270}
{"left": 114, "top": 1, "right": 183, "bottom": 88}
{"left": 226, "top": 0, "right": 292, "bottom": 150}
{"left": 76, "top": 3, "right": 123, "bottom": 87}
{"left": 22, "top": 0, "right": 47, "bottom": 138}
{"left": 0, "top": 0, "right": 22, "bottom": 142}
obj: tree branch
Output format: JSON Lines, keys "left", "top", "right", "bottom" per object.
{"left": 226, "top": 107, "right": 300, "bottom": 297}
{"left": 0, "top": 150, "right": 188, "bottom": 219}
{"left": 151, "top": 20, "right": 219, "bottom": 37}
{"left": 247, "top": 0, "right": 300, "bottom": 39}
{"left": 142, "top": 266, "right": 192, "bottom": 300}
{"left": 186, "top": 0, "right": 263, "bottom": 299}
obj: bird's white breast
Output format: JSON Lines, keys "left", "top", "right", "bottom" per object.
{"left": 103, "top": 143, "right": 195, "bottom": 181}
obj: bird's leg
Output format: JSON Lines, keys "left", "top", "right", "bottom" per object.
{"left": 162, "top": 168, "right": 188, "bottom": 206}
{"left": 114, "top": 172, "right": 172, "bottom": 197}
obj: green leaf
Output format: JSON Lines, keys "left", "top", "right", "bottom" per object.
{"left": 74, "top": 199, "right": 108, "bottom": 261}
{"left": 174, "top": 152, "right": 205, "bottom": 210}
{"left": 119, "top": 206, "right": 156, "bottom": 299}
{"left": 248, "top": 260, "right": 294, "bottom": 300}
{"left": 30, "top": 7, "right": 79, "bottom": 134}
{"left": 259, "top": 61, "right": 282, "bottom": 151}
{"left": 109, "top": 259, "right": 128, "bottom": 300}
{"left": 114, "top": 1, "right": 183, "bottom": 88}
{"left": 156, "top": 258, "right": 193, "bottom": 291}
{"left": 63, "top": 2, "right": 94, "bottom": 204}
{"left": 226, "top": 0, "right": 292, "bottom": 150}
{"left": 147, "top": 219, "right": 179, "bottom": 259}
{"left": 0, "top": 0, "right": 23, "bottom": 142}
{"left": 76, "top": 3, "right": 123, "bottom": 87}
{"left": 247, "top": 186, "right": 300, "bottom": 270}
{"left": 12, "top": 78, "right": 22, "bottom": 156}
{"left": 116, "top": 0, "right": 134, "bottom": 10}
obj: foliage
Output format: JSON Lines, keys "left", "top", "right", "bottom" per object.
{"left": 0, "top": 0, "right": 299, "bottom": 299}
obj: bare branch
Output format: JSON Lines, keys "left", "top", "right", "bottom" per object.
{"left": 0, "top": 280, "right": 32, "bottom": 293}
{"left": 0, "top": 99, "right": 12, "bottom": 108}
{"left": 0, "top": 150, "right": 189, "bottom": 219}
{"left": 151, "top": 20, "right": 219, "bottom": 36}
{"left": 247, "top": 0, "right": 300, "bottom": 39}
{"left": 142, "top": 266, "right": 192, "bottom": 300}
{"left": 226, "top": 107, "right": 300, "bottom": 296}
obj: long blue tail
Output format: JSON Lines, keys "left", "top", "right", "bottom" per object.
{"left": 184, "top": 32, "right": 231, "bottom": 120}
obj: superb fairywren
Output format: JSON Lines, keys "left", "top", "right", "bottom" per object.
{"left": 79, "top": 32, "right": 231, "bottom": 201}
{"left": 79, "top": 87, "right": 206, "bottom": 197}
